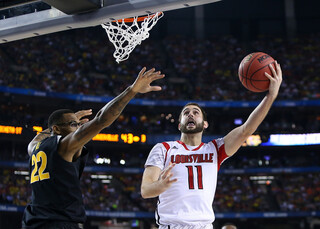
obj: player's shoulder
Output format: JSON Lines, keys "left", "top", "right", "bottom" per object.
{"left": 205, "top": 138, "right": 225, "bottom": 148}
{"left": 30, "top": 135, "right": 59, "bottom": 156}
{"left": 44, "top": 135, "right": 60, "bottom": 143}
{"left": 39, "top": 135, "right": 62, "bottom": 149}
{"left": 208, "top": 137, "right": 224, "bottom": 144}
{"left": 154, "top": 141, "right": 178, "bottom": 150}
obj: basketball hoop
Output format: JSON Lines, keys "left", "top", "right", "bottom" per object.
{"left": 101, "top": 12, "right": 164, "bottom": 63}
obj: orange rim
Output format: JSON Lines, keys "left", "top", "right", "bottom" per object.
{"left": 113, "top": 12, "right": 163, "bottom": 23}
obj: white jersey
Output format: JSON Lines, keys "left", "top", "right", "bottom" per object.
{"left": 145, "top": 139, "right": 229, "bottom": 227}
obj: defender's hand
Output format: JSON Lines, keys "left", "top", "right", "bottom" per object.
{"left": 75, "top": 109, "right": 92, "bottom": 125}
{"left": 131, "top": 67, "right": 165, "bottom": 94}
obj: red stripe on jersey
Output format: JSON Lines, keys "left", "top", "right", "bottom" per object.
{"left": 186, "top": 166, "right": 194, "bottom": 189}
{"left": 162, "top": 142, "right": 170, "bottom": 164}
{"left": 193, "top": 143, "right": 204, "bottom": 151}
{"left": 177, "top": 141, "right": 204, "bottom": 151}
{"left": 196, "top": 165, "right": 203, "bottom": 189}
{"left": 212, "top": 140, "right": 228, "bottom": 171}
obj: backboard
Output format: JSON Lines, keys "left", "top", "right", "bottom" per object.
{"left": 0, "top": 0, "right": 221, "bottom": 44}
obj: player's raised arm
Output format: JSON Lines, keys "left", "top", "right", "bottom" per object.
{"left": 59, "top": 67, "right": 164, "bottom": 160}
{"left": 223, "top": 62, "right": 282, "bottom": 157}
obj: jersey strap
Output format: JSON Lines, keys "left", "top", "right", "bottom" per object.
{"left": 161, "top": 142, "right": 170, "bottom": 165}
{"left": 212, "top": 139, "right": 228, "bottom": 171}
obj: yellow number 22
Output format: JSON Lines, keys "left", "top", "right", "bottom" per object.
{"left": 30, "top": 151, "right": 50, "bottom": 183}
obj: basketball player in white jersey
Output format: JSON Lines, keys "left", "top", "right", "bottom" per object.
{"left": 141, "top": 62, "right": 282, "bottom": 228}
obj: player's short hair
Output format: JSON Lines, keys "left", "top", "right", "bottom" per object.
{"left": 178, "top": 102, "right": 207, "bottom": 122}
{"left": 48, "top": 109, "right": 74, "bottom": 128}
{"left": 221, "top": 222, "right": 237, "bottom": 229}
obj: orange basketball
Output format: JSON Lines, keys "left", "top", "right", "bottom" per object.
{"left": 238, "top": 52, "right": 275, "bottom": 92}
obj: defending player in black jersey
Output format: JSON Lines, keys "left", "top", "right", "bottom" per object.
{"left": 22, "top": 67, "right": 164, "bottom": 229}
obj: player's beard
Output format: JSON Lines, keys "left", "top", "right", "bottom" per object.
{"left": 180, "top": 121, "right": 205, "bottom": 134}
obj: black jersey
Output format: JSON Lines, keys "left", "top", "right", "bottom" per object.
{"left": 22, "top": 135, "right": 88, "bottom": 229}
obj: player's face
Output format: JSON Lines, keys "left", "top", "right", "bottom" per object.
{"left": 179, "top": 105, "right": 207, "bottom": 134}
{"left": 53, "top": 113, "right": 81, "bottom": 136}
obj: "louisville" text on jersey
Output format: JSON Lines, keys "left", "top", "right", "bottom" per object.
{"left": 171, "top": 153, "right": 214, "bottom": 164}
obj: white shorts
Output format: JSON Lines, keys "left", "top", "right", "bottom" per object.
{"left": 159, "top": 224, "right": 213, "bottom": 229}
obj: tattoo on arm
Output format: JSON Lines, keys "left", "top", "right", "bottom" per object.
{"left": 32, "top": 129, "right": 51, "bottom": 143}
{"left": 28, "top": 129, "right": 51, "bottom": 155}
{"left": 97, "top": 87, "right": 136, "bottom": 124}
{"left": 70, "top": 87, "right": 136, "bottom": 148}
{"left": 110, "top": 94, "right": 133, "bottom": 116}
{"left": 35, "top": 131, "right": 51, "bottom": 140}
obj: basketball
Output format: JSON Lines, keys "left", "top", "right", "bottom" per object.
{"left": 238, "top": 52, "right": 275, "bottom": 92}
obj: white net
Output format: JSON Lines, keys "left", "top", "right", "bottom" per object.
{"left": 101, "top": 12, "right": 163, "bottom": 63}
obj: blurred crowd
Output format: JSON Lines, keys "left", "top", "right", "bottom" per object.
{"left": 1, "top": 101, "right": 319, "bottom": 136}
{"left": 1, "top": 141, "right": 319, "bottom": 169}
{"left": 1, "top": 30, "right": 319, "bottom": 137}
{"left": 1, "top": 168, "right": 319, "bottom": 213}
{"left": 214, "top": 173, "right": 320, "bottom": 213}
{"left": 0, "top": 30, "right": 320, "bottom": 101}
{"left": 1, "top": 144, "right": 319, "bottom": 214}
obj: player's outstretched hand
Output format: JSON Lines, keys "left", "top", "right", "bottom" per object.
{"left": 265, "top": 61, "right": 282, "bottom": 98}
{"left": 131, "top": 67, "right": 165, "bottom": 94}
{"left": 158, "top": 162, "right": 178, "bottom": 192}
{"left": 75, "top": 109, "right": 93, "bottom": 125}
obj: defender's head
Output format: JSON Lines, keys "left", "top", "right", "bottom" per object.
{"left": 48, "top": 109, "right": 81, "bottom": 137}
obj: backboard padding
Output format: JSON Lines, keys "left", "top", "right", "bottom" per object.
{"left": 0, "top": 0, "right": 221, "bottom": 43}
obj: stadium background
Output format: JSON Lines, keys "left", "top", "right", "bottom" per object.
{"left": 0, "top": 0, "right": 320, "bottom": 228}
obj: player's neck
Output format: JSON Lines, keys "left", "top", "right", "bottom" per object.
{"left": 180, "top": 133, "right": 202, "bottom": 146}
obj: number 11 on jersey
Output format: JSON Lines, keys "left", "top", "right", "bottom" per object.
{"left": 186, "top": 165, "right": 203, "bottom": 190}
